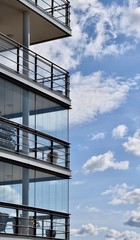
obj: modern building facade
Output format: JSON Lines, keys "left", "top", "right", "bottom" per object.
{"left": 0, "top": 0, "right": 71, "bottom": 239}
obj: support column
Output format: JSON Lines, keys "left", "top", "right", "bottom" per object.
{"left": 22, "top": 11, "right": 30, "bottom": 236}
{"left": 23, "top": 11, "right": 30, "bottom": 76}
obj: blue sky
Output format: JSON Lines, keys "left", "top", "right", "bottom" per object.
{"left": 32, "top": 0, "right": 140, "bottom": 239}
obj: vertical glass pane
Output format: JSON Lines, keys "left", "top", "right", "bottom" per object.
{"left": 28, "top": 133, "right": 35, "bottom": 158}
{"left": 29, "top": 169, "right": 35, "bottom": 206}
{"left": 0, "top": 162, "right": 22, "bottom": 204}
{"left": 12, "top": 84, "right": 22, "bottom": 124}
{"left": 29, "top": 92, "right": 35, "bottom": 129}
{"left": 35, "top": 94, "right": 68, "bottom": 141}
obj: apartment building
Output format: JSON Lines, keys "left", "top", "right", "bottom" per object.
{"left": 0, "top": 1, "right": 71, "bottom": 239}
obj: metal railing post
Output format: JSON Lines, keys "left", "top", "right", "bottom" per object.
{"left": 65, "top": 73, "right": 70, "bottom": 98}
{"left": 17, "top": 128, "right": 20, "bottom": 153}
{"left": 65, "top": 2, "right": 69, "bottom": 26}
{"left": 35, "top": 134, "right": 37, "bottom": 159}
{"left": 51, "top": 63, "right": 54, "bottom": 90}
{"left": 34, "top": 54, "right": 37, "bottom": 81}
{"left": 66, "top": 146, "right": 70, "bottom": 169}
{"left": 65, "top": 217, "right": 70, "bottom": 240}
{"left": 51, "top": 0, "right": 54, "bottom": 16}
{"left": 17, "top": 47, "right": 20, "bottom": 73}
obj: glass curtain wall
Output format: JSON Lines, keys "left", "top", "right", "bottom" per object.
{"left": 0, "top": 161, "right": 69, "bottom": 213}
{"left": 0, "top": 78, "right": 69, "bottom": 141}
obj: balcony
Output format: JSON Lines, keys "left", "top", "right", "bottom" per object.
{"left": 0, "top": 117, "right": 70, "bottom": 170}
{"left": 0, "top": 34, "right": 70, "bottom": 98}
{"left": 0, "top": 202, "right": 70, "bottom": 239}
{"left": 0, "top": 0, "right": 71, "bottom": 44}
{"left": 24, "top": 0, "right": 71, "bottom": 28}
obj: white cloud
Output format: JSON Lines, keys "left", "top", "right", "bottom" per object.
{"left": 123, "top": 129, "right": 140, "bottom": 156}
{"left": 71, "top": 223, "right": 140, "bottom": 239}
{"left": 71, "top": 223, "right": 107, "bottom": 236}
{"left": 112, "top": 125, "right": 128, "bottom": 139}
{"left": 70, "top": 71, "right": 135, "bottom": 125}
{"left": 81, "top": 1, "right": 140, "bottom": 58}
{"left": 102, "top": 183, "right": 140, "bottom": 206}
{"left": 119, "top": 7, "right": 140, "bottom": 39}
{"left": 124, "top": 209, "right": 140, "bottom": 228}
{"left": 90, "top": 132, "right": 105, "bottom": 141}
{"left": 83, "top": 151, "right": 129, "bottom": 174}
{"left": 106, "top": 229, "right": 140, "bottom": 240}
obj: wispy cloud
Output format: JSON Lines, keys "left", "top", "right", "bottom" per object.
{"left": 112, "top": 124, "right": 128, "bottom": 139}
{"left": 90, "top": 132, "right": 106, "bottom": 141}
{"left": 86, "top": 206, "right": 101, "bottom": 213}
{"left": 83, "top": 151, "right": 129, "bottom": 173}
{"left": 70, "top": 71, "right": 135, "bottom": 125}
{"left": 72, "top": 180, "right": 86, "bottom": 186}
{"left": 77, "top": 144, "right": 89, "bottom": 151}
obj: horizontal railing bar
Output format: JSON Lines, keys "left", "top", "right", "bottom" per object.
{"left": 0, "top": 117, "right": 69, "bottom": 147}
{"left": 0, "top": 117, "right": 70, "bottom": 169}
{"left": 27, "top": 0, "right": 71, "bottom": 27}
{"left": 0, "top": 33, "right": 70, "bottom": 98}
{"left": 0, "top": 33, "right": 68, "bottom": 74}
{"left": 0, "top": 202, "right": 70, "bottom": 239}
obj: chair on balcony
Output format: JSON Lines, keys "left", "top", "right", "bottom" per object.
{"left": 0, "top": 213, "right": 9, "bottom": 233}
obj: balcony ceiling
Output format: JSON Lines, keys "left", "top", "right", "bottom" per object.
{"left": 0, "top": 0, "right": 71, "bottom": 45}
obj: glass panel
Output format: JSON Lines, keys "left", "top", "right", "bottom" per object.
{"left": 0, "top": 162, "right": 22, "bottom": 204}
{"left": 0, "top": 159, "right": 69, "bottom": 212}
{"left": 0, "top": 78, "right": 22, "bottom": 124}
{"left": 35, "top": 94, "right": 68, "bottom": 141}
{"left": 0, "top": 78, "right": 69, "bottom": 141}
{"left": 29, "top": 92, "right": 36, "bottom": 129}
{"left": 28, "top": 133, "right": 35, "bottom": 158}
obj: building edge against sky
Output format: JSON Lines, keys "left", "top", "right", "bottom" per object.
{"left": 0, "top": 0, "right": 71, "bottom": 240}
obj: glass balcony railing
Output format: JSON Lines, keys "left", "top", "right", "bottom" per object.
{"left": 0, "top": 33, "right": 70, "bottom": 98}
{"left": 0, "top": 117, "right": 70, "bottom": 169}
{"left": 24, "top": 0, "right": 71, "bottom": 28}
{"left": 0, "top": 203, "right": 70, "bottom": 239}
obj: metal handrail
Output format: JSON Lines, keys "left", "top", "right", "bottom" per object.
{"left": 26, "top": 0, "right": 71, "bottom": 27}
{"left": 0, "top": 202, "right": 70, "bottom": 239}
{"left": 0, "top": 33, "right": 70, "bottom": 98}
{"left": 0, "top": 117, "right": 70, "bottom": 169}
